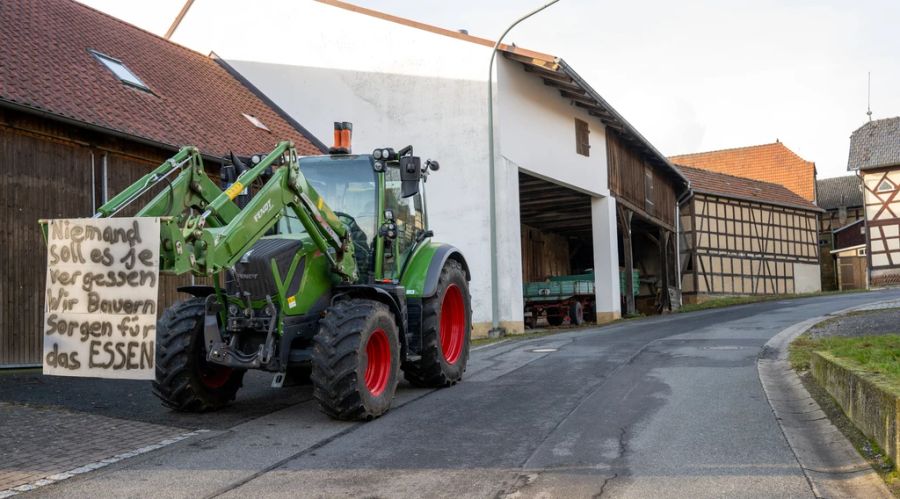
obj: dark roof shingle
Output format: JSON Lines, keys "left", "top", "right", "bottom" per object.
{"left": 0, "top": 0, "right": 323, "bottom": 157}
{"left": 677, "top": 165, "right": 821, "bottom": 212}
{"left": 816, "top": 175, "right": 863, "bottom": 210}
{"left": 847, "top": 117, "right": 900, "bottom": 171}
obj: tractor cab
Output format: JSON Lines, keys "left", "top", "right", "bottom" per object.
{"left": 274, "top": 134, "right": 437, "bottom": 285}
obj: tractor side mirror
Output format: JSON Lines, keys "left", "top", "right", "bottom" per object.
{"left": 399, "top": 156, "right": 420, "bottom": 198}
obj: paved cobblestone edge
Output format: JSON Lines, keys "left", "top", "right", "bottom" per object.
{"left": 0, "top": 429, "right": 209, "bottom": 498}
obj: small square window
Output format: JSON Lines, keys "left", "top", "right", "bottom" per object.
{"left": 575, "top": 118, "right": 590, "bottom": 157}
{"left": 90, "top": 50, "right": 150, "bottom": 91}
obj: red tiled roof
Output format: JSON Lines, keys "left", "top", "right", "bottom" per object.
{"left": 677, "top": 165, "right": 821, "bottom": 212}
{"left": 0, "top": 0, "right": 324, "bottom": 157}
{"left": 669, "top": 142, "right": 816, "bottom": 202}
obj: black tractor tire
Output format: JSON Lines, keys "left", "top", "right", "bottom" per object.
{"left": 282, "top": 365, "right": 312, "bottom": 386}
{"left": 311, "top": 299, "right": 401, "bottom": 421}
{"left": 403, "top": 259, "right": 472, "bottom": 387}
{"left": 569, "top": 301, "right": 585, "bottom": 325}
{"left": 547, "top": 313, "right": 565, "bottom": 327}
{"left": 152, "top": 298, "right": 245, "bottom": 412}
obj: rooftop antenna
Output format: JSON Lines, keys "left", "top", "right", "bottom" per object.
{"left": 866, "top": 71, "right": 873, "bottom": 122}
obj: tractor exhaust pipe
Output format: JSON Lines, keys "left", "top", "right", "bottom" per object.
{"left": 329, "top": 121, "right": 353, "bottom": 155}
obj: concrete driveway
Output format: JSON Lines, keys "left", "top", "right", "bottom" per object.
{"left": 15, "top": 289, "right": 900, "bottom": 498}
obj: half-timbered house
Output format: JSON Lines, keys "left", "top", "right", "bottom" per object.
{"left": 848, "top": 116, "right": 900, "bottom": 286}
{"left": 677, "top": 166, "right": 822, "bottom": 301}
{"left": 0, "top": 0, "right": 323, "bottom": 366}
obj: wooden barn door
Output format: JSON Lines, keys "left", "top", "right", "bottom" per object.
{"left": 838, "top": 256, "right": 866, "bottom": 290}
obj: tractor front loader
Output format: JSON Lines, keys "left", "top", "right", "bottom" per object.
{"left": 55, "top": 123, "right": 471, "bottom": 420}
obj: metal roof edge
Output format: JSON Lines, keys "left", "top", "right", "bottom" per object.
{"left": 554, "top": 58, "right": 689, "bottom": 189}
{"left": 830, "top": 243, "right": 865, "bottom": 254}
{"left": 833, "top": 218, "right": 865, "bottom": 234}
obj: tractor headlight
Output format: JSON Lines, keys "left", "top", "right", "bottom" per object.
{"left": 373, "top": 161, "right": 385, "bottom": 172}
{"left": 251, "top": 154, "right": 261, "bottom": 164}
{"left": 373, "top": 149, "right": 383, "bottom": 159}
{"left": 228, "top": 305, "right": 240, "bottom": 316}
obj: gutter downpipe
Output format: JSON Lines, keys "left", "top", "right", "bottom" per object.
{"left": 487, "top": 0, "right": 560, "bottom": 337}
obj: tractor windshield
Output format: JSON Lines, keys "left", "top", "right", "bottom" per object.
{"left": 278, "top": 156, "right": 377, "bottom": 241}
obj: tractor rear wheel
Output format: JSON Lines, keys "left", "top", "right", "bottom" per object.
{"left": 152, "top": 298, "right": 245, "bottom": 412}
{"left": 311, "top": 299, "right": 400, "bottom": 420}
{"left": 403, "top": 259, "right": 471, "bottom": 387}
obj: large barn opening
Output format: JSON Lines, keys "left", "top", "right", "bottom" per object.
{"left": 518, "top": 171, "right": 596, "bottom": 329}
{"left": 616, "top": 209, "right": 677, "bottom": 316}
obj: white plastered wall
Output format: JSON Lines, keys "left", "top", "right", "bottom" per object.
{"left": 496, "top": 57, "right": 619, "bottom": 320}
{"left": 792, "top": 263, "right": 822, "bottom": 293}
{"left": 172, "top": 0, "right": 620, "bottom": 332}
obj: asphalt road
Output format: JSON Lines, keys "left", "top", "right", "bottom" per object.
{"left": 28, "top": 289, "right": 900, "bottom": 499}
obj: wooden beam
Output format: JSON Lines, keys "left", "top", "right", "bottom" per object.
{"left": 618, "top": 204, "right": 635, "bottom": 316}
{"left": 521, "top": 214, "right": 593, "bottom": 226}
{"left": 659, "top": 228, "right": 671, "bottom": 312}
{"left": 573, "top": 101, "right": 615, "bottom": 120}
{"left": 542, "top": 78, "right": 583, "bottom": 93}
{"left": 588, "top": 111, "right": 625, "bottom": 131}
{"left": 523, "top": 63, "right": 571, "bottom": 83}
{"left": 520, "top": 197, "right": 591, "bottom": 208}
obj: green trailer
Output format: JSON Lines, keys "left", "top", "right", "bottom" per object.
{"left": 523, "top": 269, "right": 638, "bottom": 328}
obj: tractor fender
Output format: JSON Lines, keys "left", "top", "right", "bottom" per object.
{"left": 177, "top": 285, "right": 217, "bottom": 298}
{"left": 332, "top": 285, "right": 406, "bottom": 335}
{"left": 401, "top": 242, "right": 470, "bottom": 299}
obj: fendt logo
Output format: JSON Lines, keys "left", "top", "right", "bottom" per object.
{"left": 253, "top": 199, "right": 273, "bottom": 223}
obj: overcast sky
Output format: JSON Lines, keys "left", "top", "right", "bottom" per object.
{"left": 79, "top": 0, "right": 899, "bottom": 178}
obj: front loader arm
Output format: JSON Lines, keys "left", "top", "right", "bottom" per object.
{"left": 194, "top": 161, "right": 357, "bottom": 280}
{"left": 41, "top": 141, "right": 357, "bottom": 282}
{"left": 180, "top": 141, "right": 356, "bottom": 280}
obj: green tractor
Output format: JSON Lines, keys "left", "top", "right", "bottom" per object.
{"left": 87, "top": 123, "right": 471, "bottom": 420}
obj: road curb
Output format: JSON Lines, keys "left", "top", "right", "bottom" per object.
{"left": 757, "top": 303, "right": 893, "bottom": 499}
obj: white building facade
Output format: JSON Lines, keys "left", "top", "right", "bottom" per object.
{"left": 171, "top": 0, "right": 680, "bottom": 335}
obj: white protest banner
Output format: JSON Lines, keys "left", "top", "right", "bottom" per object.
{"left": 43, "top": 217, "right": 160, "bottom": 379}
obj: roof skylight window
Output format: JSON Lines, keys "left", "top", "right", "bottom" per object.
{"left": 242, "top": 113, "right": 271, "bottom": 132}
{"left": 90, "top": 50, "right": 150, "bottom": 91}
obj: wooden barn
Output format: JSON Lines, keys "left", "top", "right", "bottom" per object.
{"left": 0, "top": 0, "right": 324, "bottom": 367}
{"left": 676, "top": 166, "right": 823, "bottom": 301}
{"left": 848, "top": 116, "right": 900, "bottom": 286}
{"left": 816, "top": 175, "right": 864, "bottom": 290}
{"left": 607, "top": 131, "right": 689, "bottom": 315}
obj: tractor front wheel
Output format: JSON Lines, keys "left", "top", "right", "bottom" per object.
{"left": 152, "top": 298, "right": 245, "bottom": 412}
{"left": 311, "top": 299, "right": 401, "bottom": 420}
{"left": 403, "top": 259, "right": 472, "bottom": 387}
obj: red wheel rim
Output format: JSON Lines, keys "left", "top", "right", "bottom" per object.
{"left": 440, "top": 284, "right": 465, "bottom": 364}
{"left": 199, "top": 362, "right": 232, "bottom": 389}
{"left": 365, "top": 328, "right": 391, "bottom": 396}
